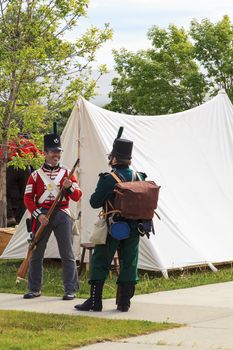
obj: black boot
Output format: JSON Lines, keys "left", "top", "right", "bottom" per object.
{"left": 74, "top": 281, "right": 103, "bottom": 312}
{"left": 117, "top": 282, "right": 135, "bottom": 312}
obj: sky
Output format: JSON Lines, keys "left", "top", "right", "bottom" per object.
{"left": 73, "top": 0, "right": 233, "bottom": 105}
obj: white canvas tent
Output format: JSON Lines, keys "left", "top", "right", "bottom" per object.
{"left": 2, "top": 90, "right": 233, "bottom": 277}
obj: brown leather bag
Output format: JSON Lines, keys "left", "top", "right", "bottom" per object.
{"left": 111, "top": 172, "right": 160, "bottom": 220}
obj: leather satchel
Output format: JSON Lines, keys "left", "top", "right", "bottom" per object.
{"left": 111, "top": 171, "right": 160, "bottom": 220}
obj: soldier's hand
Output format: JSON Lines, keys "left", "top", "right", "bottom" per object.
{"left": 38, "top": 214, "right": 49, "bottom": 226}
{"left": 63, "top": 178, "right": 73, "bottom": 189}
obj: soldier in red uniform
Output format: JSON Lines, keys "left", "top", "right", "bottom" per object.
{"left": 23, "top": 131, "right": 82, "bottom": 300}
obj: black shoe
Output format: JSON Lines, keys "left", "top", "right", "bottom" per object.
{"left": 62, "top": 293, "right": 75, "bottom": 301}
{"left": 116, "top": 282, "right": 135, "bottom": 312}
{"left": 74, "top": 281, "right": 103, "bottom": 312}
{"left": 74, "top": 298, "right": 102, "bottom": 312}
{"left": 23, "top": 291, "right": 41, "bottom": 299}
{"left": 117, "top": 304, "right": 130, "bottom": 312}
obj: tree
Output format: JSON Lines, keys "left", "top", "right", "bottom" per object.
{"left": 106, "top": 16, "right": 233, "bottom": 114}
{"left": 190, "top": 15, "right": 233, "bottom": 100}
{"left": 0, "top": 0, "right": 113, "bottom": 227}
{"left": 106, "top": 24, "right": 207, "bottom": 115}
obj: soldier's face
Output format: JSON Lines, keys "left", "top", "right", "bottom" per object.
{"left": 45, "top": 150, "right": 61, "bottom": 166}
{"left": 108, "top": 156, "right": 117, "bottom": 166}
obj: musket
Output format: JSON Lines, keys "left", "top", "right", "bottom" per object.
{"left": 16, "top": 158, "right": 80, "bottom": 284}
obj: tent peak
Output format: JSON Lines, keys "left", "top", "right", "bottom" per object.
{"left": 218, "top": 89, "right": 226, "bottom": 94}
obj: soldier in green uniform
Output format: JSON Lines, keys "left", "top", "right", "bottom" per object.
{"left": 75, "top": 136, "right": 146, "bottom": 312}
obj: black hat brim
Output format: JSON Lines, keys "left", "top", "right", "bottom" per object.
{"left": 46, "top": 147, "right": 63, "bottom": 152}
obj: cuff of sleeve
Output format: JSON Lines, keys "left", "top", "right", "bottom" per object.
{"left": 66, "top": 184, "right": 76, "bottom": 194}
{"left": 32, "top": 208, "right": 42, "bottom": 219}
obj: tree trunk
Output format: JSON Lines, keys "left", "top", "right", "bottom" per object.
{"left": 0, "top": 71, "right": 17, "bottom": 227}
{"left": 0, "top": 138, "right": 8, "bottom": 228}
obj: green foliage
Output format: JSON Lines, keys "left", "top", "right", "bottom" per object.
{"left": 107, "top": 16, "right": 233, "bottom": 114}
{"left": 0, "top": 310, "right": 177, "bottom": 350}
{"left": 1, "top": 259, "right": 233, "bottom": 298}
{"left": 0, "top": 0, "right": 113, "bottom": 166}
{"left": 190, "top": 15, "right": 233, "bottom": 100}
{"left": 8, "top": 152, "right": 45, "bottom": 170}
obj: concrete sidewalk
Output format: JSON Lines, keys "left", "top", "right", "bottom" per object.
{"left": 1, "top": 281, "right": 233, "bottom": 349}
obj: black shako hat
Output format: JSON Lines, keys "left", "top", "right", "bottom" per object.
{"left": 109, "top": 138, "right": 133, "bottom": 160}
{"left": 44, "top": 133, "right": 62, "bottom": 152}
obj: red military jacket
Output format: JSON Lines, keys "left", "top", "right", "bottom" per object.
{"left": 24, "top": 163, "right": 82, "bottom": 220}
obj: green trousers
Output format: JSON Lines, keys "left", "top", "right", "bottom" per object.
{"left": 90, "top": 227, "right": 140, "bottom": 284}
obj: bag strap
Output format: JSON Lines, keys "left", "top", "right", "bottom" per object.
{"left": 110, "top": 171, "right": 122, "bottom": 183}
{"left": 111, "top": 170, "right": 138, "bottom": 183}
{"left": 154, "top": 211, "right": 161, "bottom": 220}
{"left": 99, "top": 200, "right": 121, "bottom": 219}
{"left": 105, "top": 200, "right": 121, "bottom": 216}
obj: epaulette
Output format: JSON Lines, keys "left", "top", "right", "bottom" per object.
{"left": 31, "top": 170, "right": 38, "bottom": 182}
{"left": 98, "top": 172, "right": 110, "bottom": 178}
{"left": 60, "top": 164, "right": 67, "bottom": 170}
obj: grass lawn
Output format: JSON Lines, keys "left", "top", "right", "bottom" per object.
{"left": 1, "top": 260, "right": 230, "bottom": 350}
{"left": 0, "top": 310, "right": 180, "bottom": 350}
{"left": 0, "top": 259, "right": 233, "bottom": 298}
